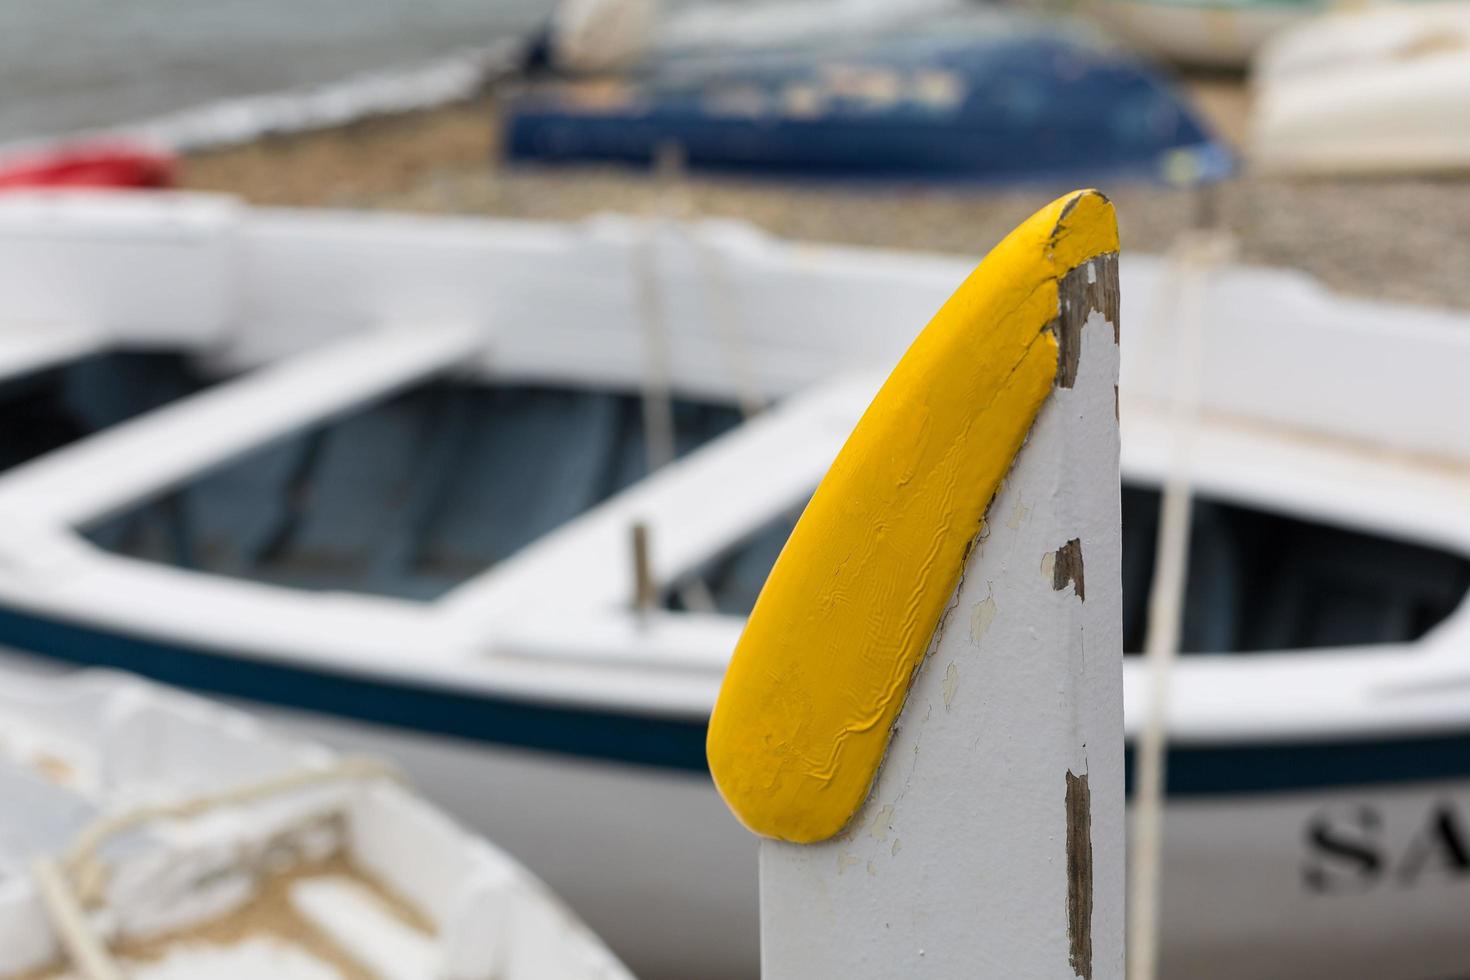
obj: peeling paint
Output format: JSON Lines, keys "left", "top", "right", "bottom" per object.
{"left": 838, "top": 851, "right": 861, "bottom": 875}
{"left": 1054, "top": 252, "right": 1121, "bottom": 388}
{"left": 1052, "top": 538, "right": 1085, "bottom": 602}
{"left": 869, "top": 804, "right": 895, "bottom": 840}
{"left": 1040, "top": 550, "right": 1056, "bottom": 581}
{"left": 1005, "top": 498, "right": 1029, "bottom": 529}
{"left": 1065, "top": 771, "right": 1094, "bottom": 980}
{"left": 969, "top": 592, "right": 997, "bottom": 646}
{"left": 891, "top": 839, "right": 902, "bottom": 857}
{"left": 942, "top": 662, "right": 959, "bottom": 708}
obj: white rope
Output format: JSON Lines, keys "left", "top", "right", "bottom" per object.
{"left": 632, "top": 221, "right": 678, "bottom": 477}
{"left": 31, "top": 857, "right": 126, "bottom": 980}
{"left": 34, "top": 755, "right": 403, "bottom": 980}
{"left": 692, "top": 228, "right": 767, "bottom": 421}
{"left": 1125, "top": 230, "right": 1233, "bottom": 980}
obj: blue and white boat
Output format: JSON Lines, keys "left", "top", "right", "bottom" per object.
{"left": 504, "top": 9, "right": 1230, "bottom": 184}
{"left": 0, "top": 191, "right": 1467, "bottom": 978}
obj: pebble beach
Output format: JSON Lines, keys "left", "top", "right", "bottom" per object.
{"left": 180, "top": 82, "right": 1470, "bottom": 312}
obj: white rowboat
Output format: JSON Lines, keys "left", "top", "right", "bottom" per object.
{"left": 1252, "top": 2, "right": 1470, "bottom": 175}
{"left": 0, "top": 665, "right": 631, "bottom": 980}
{"left": 0, "top": 192, "right": 1467, "bottom": 977}
{"left": 1086, "top": 0, "right": 1321, "bottom": 69}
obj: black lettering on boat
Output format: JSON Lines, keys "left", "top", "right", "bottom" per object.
{"left": 1303, "top": 806, "right": 1382, "bottom": 893}
{"left": 1398, "top": 803, "right": 1470, "bottom": 885}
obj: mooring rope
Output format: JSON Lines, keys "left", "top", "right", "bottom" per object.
{"left": 33, "top": 755, "right": 403, "bottom": 980}
{"left": 1126, "top": 229, "right": 1235, "bottom": 980}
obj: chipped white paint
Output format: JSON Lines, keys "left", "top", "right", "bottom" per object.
{"left": 942, "top": 662, "right": 960, "bottom": 708}
{"left": 969, "top": 591, "right": 998, "bottom": 644}
{"left": 758, "top": 267, "right": 1124, "bottom": 979}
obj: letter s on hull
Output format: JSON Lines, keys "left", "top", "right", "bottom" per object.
{"left": 1304, "top": 806, "right": 1383, "bottom": 894}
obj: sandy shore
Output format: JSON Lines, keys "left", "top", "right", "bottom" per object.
{"left": 181, "top": 90, "right": 1470, "bottom": 311}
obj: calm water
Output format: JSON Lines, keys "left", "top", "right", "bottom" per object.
{"left": 0, "top": 0, "right": 558, "bottom": 142}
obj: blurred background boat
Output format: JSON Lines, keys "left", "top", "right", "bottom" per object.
{"left": 0, "top": 143, "right": 176, "bottom": 192}
{"left": 0, "top": 665, "right": 631, "bottom": 980}
{"left": 0, "top": 193, "right": 1467, "bottom": 978}
{"left": 1252, "top": 1, "right": 1470, "bottom": 175}
{"left": 505, "top": 8, "right": 1231, "bottom": 183}
{"left": 1084, "top": 0, "right": 1326, "bottom": 69}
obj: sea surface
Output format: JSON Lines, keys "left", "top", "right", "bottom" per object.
{"left": 0, "top": 0, "right": 560, "bottom": 143}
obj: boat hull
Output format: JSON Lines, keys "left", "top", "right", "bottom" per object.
{"left": 1086, "top": 0, "right": 1313, "bottom": 68}
{"left": 267, "top": 711, "right": 1470, "bottom": 980}
{"left": 1158, "top": 781, "right": 1470, "bottom": 979}
{"left": 256, "top": 705, "right": 760, "bottom": 980}
{"left": 504, "top": 21, "right": 1231, "bottom": 184}
{"left": 4, "top": 633, "right": 1470, "bottom": 979}
{"left": 1251, "top": 4, "right": 1470, "bottom": 176}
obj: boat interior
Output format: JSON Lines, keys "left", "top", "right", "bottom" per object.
{"left": 669, "top": 483, "right": 1470, "bottom": 654}
{"left": 1, "top": 354, "right": 1462, "bottom": 657}
{"left": 0, "top": 351, "right": 205, "bottom": 472}
{"left": 83, "top": 379, "right": 745, "bottom": 601}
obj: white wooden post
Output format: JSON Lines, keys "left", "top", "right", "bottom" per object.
{"left": 707, "top": 191, "right": 1124, "bottom": 980}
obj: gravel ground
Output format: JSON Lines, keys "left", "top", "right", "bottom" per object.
{"left": 181, "top": 89, "right": 1470, "bottom": 311}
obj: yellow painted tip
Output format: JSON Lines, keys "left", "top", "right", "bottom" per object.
{"left": 705, "top": 190, "right": 1118, "bottom": 844}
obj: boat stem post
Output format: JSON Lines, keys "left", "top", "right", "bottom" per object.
{"left": 710, "top": 193, "right": 1125, "bottom": 979}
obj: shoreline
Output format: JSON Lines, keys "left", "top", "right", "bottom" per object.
{"left": 175, "top": 88, "right": 1470, "bottom": 311}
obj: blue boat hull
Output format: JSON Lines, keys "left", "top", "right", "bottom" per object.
{"left": 504, "top": 26, "right": 1232, "bottom": 184}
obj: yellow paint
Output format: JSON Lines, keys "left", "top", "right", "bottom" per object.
{"left": 705, "top": 190, "right": 1118, "bottom": 844}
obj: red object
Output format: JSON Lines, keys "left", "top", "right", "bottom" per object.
{"left": 0, "top": 143, "right": 177, "bottom": 191}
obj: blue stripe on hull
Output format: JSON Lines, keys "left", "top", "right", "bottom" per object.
{"left": 2, "top": 605, "right": 1468, "bottom": 797}
{"left": 1133, "top": 735, "right": 1470, "bottom": 797}
{"left": 0, "top": 607, "right": 710, "bottom": 772}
